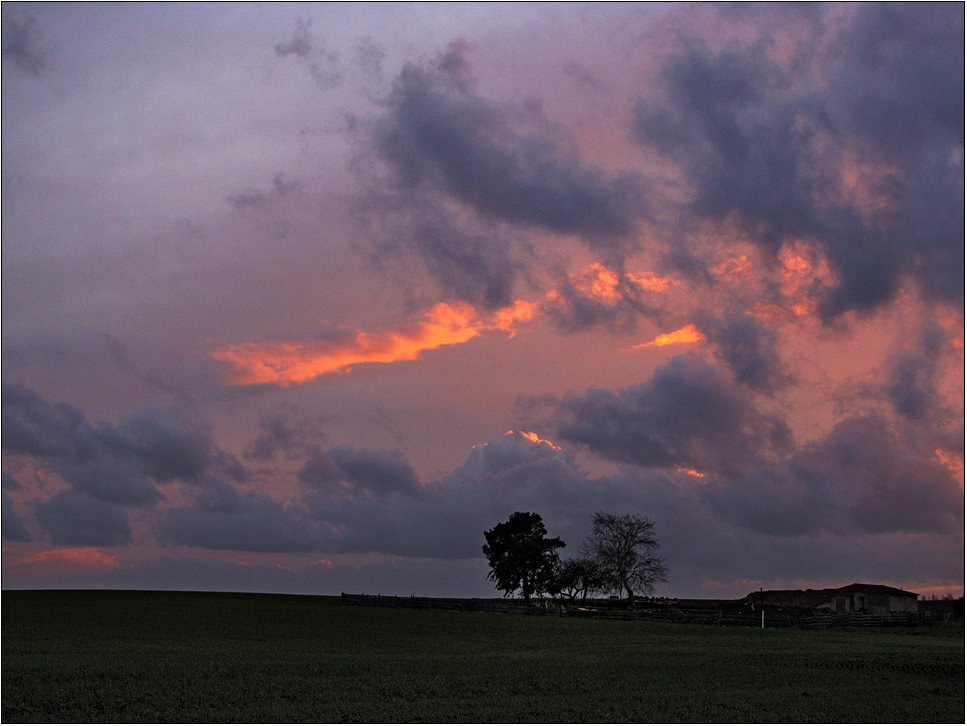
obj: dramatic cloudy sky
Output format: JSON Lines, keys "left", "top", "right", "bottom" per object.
{"left": 3, "top": 2, "right": 963, "bottom": 599}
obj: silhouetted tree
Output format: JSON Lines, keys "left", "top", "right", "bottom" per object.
{"left": 554, "top": 557, "right": 607, "bottom": 604}
{"left": 482, "top": 512, "right": 565, "bottom": 602}
{"left": 583, "top": 511, "right": 667, "bottom": 607}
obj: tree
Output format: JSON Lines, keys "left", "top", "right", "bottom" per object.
{"left": 582, "top": 511, "right": 667, "bottom": 606}
{"left": 482, "top": 512, "right": 565, "bottom": 602}
{"left": 554, "top": 557, "right": 607, "bottom": 604}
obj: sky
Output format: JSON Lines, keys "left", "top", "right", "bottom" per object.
{"left": 2, "top": 2, "right": 964, "bottom": 600}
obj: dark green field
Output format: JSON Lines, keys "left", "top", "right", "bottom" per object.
{"left": 3, "top": 590, "right": 963, "bottom": 723}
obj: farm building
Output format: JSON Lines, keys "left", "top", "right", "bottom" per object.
{"left": 743, "top": 584, "right": 919, "bottom": 615}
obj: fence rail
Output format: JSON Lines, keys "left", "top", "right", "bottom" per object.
{"left": 340, "top": 593, "right": 536, "bottom": 615}
{"left": 800, "top": 611, "right": 921, "bottom": 628}
{"left": 340, "top": 593, "right": 936, "bottom": 628}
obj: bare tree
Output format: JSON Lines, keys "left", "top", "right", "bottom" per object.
{"left": 583, "top": 511, "right": 668, "bottom": 606}
{"left": 554, "top": 557, "right": 607, "bottom": 604}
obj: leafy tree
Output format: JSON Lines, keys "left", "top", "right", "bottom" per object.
{"left": 482, "top": 512, "right": 565, "bottom": 602}
{"left": 582, "top": 511, "right": 667, "bottom": 606}
{"left": 554, "top": 557, "right": 607, "bottom": 604}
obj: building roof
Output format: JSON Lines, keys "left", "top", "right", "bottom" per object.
{"left": 842, "top": 583, "right": 920, "bottom": 598}
{"left": 742, "top": 583, "right": 920, "bottom": 603}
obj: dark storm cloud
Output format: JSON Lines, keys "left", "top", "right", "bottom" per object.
{"left": 299, "top": 445, "right": 422, "bottom": 499}
{"left": 244, "top": 413, "right": 319, "bottom": 462}
{"left": 533, "top": 344, "right": 961, "bottom": 542}
{"left": 2, "top": 384, "right": 242, "bottom": 505}
{"left": 374, "top": 46, "right": 642, "bottom": 243}
{"left": 633, "top": 2, "right": 964, "bottom": 318}
{"left": 2, "top": 472, "right": 22, "bottom": 491}
{"left": 328, "top": 446, "right": 422, "bottom": 497}
{"left": 55, "top": 459, "right": 162, "bottom": 507}
{"left": 2, "top": 384, "right": 99, "bottom": 461}
{"left": 304, "top": 432, "right": 606, "bottom": 559}
{"left": 696, "top": 312, "right": 790, "bottom": 391}
{"left": 402, "top": 216, "right": 520, "bottom": 310}
{"left": 358, "top": 41, "right": 646, "bottom": 309}
{"left": 883, "top": 321, "right": 957, "bottom": 426}
{"left": 2, "top": 492, "right": 32, "bottom": 542}
{"left": 887, "top": 313, "right": 965, "bottom": 440}
{"left": 703, "top": 415, "right": 964, "bottom": 538}
{"left": 886, "top": 352, "right": 938, "bottom": 421}
{"left": 553, "top": 355, "right": 793, "bottom": 476}
{"left": 611, "top": 460, "right": 963, "bottom": 593}
{"left": 298, "top": 449, "right": 343, "bottom": 489}
{"left": 1, "top": 13, "right": 47, "bottom": 75}
{"left": 543, "top": 271, "right": 659, "bottom": 334}
{"left": 33, "top": 489, "right": 132, "bottom": 547}
{"left": 113, "top": 407, "right": 215, "bottom": 482}
{"left": 828, "top": 3, "right": 964, "bottom": 159}
{"left": 303, "top": 416, "right": 957, "bottom": 568}
{"left": 304, "top": 493, "right": 474, "bottom": 558}
{"left": 362, "top": 197, "right": 522, "bottom": 309}
{"left": 159, "top": 479, "right": 318, "bottom": 553}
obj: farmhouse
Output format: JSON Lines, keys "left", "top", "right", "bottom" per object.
{"left": 743, "top": 584, "right": 920, "bottom": 615}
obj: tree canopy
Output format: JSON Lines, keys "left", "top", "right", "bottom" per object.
{"left": 582, "top": 511, "right": 667, "bottom": 604}
{"left": 482, "top": 512, "right": 565, "bottom": 602}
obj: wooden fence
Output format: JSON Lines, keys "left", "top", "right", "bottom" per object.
{"left": 800, "top": 611, "right": 922, "bottom": 628}
{"left": 340, "top": 593, "right": 536, "bottom": 615}
{"left": 340, "top": 593, "right": 935, "bottom": 628}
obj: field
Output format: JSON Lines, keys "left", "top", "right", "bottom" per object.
{"left": 3, "top": 590, "right": 963, "bottom": 723}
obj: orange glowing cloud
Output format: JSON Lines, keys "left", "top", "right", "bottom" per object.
{"left": 491, "top": 299, "right": 539, "bottom": 335}
{"left": 506, "top": 430, "right": 562, "bottom": 450}
{"left": 572, "top": 263, "right": 622, "bottom": 302}
{"left": 935, "top": 448, "right": 965, "bottom": 488}
{"left": 212, "top": 300, "right": 540, "bottom": 386}
{"left": 212, "top": 302, "right": 481, "bottom": 386}
{"left": 934, "top": 304, "right": 965, "bottom": 350}
{"left": 213, "top": 260, "right": 684, "bottom": 388}
{"left": 751, "top": 244, "right": 838, "bottom": 320}
{"left": 676, "top": 466, "right": 705, "bottom": 478}
{"left": 628, "top": 270, "right": 673, "bottom": 292}
{"left": 633, "top": 324, "right": 705, "bottom": 348}
{"left": 559, "top": 263, "right": 673, "bottom": 302}
{"left": 711, "top": 255, "right": 752, "bottom": 281}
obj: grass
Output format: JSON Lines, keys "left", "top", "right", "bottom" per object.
{"left": 2, "top": 590, "right": 963, "bottom": 723}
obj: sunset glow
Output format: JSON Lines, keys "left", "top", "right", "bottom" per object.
{"left": 628, "top": 271, "right": 673, "bottom": 292}
{"left": 17, "top": 548, "right": 120, "bottom": 571}
{"left": 574, "top": 263, "right": 622, "bottom": 303}
{"left": 634, "top": 324, "right": 705, "bottom": 348}
{"left": 491, "top": 300, "right": 540, "bottom": 335}
{"left": 212, "top": 302, "right": 482, "bottom": 386}
{"left": 710, "top": 256, "right": 753, "bottom": 281}
{"left": 506, "top": 431, "right": 562, "bottom": 450}
{"left": 2, "top": 3, "right": 962, "bottom": 601}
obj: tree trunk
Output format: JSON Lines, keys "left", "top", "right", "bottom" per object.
{"left": 624, "top": 580, "right": 636, "bottom": 610}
